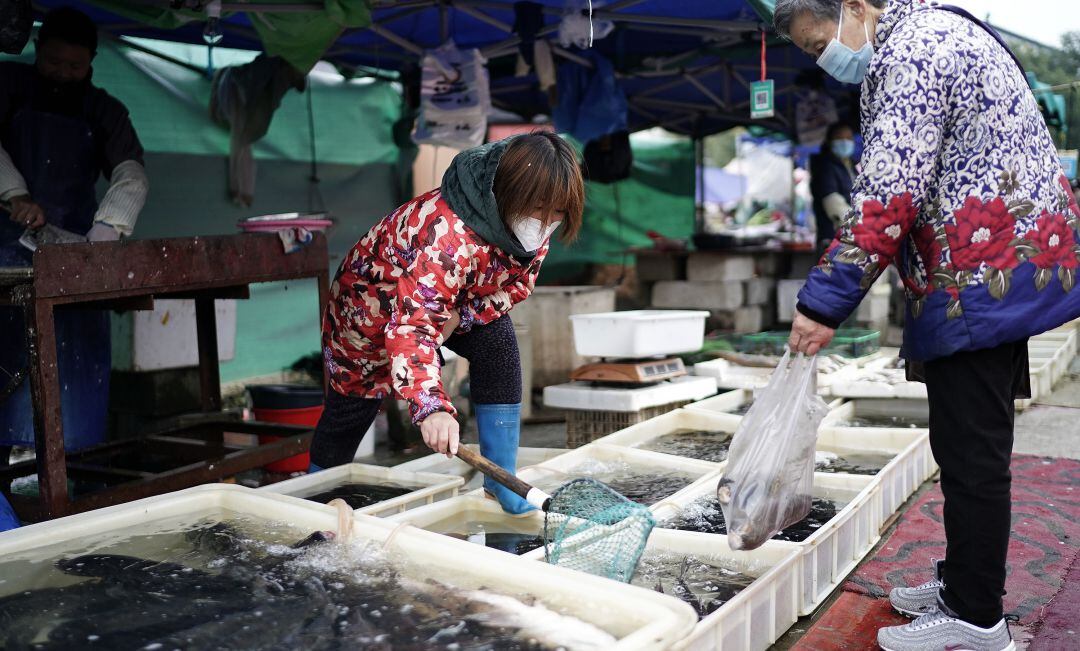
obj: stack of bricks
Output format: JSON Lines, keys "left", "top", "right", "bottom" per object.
{"left": 646, "top": 252, "right": 777, "bottom": 333}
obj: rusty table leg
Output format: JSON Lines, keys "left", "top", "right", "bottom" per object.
{"left": 25, "top": 298, "right": 70, "bottom": 518}
{"left": 195, "top": 297, "right": 222, "bottom": 412}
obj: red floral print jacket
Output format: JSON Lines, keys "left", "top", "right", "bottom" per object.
{"left": 322, "top": 189, "right": 546, "bottom": 422}
{"left": 799, "top": 1, "right": 1080, "bottom": 361}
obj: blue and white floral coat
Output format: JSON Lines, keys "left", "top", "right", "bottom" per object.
{"left": 797, "top": 0, "right": 1080, "bottom": 361}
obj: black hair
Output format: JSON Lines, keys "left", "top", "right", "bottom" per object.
{"left": 825, "top": 122, "right": 854, "bottom": 142}
{"left": 38, "top": 7, "right": 98, "bottom": 56}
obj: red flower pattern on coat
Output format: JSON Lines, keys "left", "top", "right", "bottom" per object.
{"left": 1025, "top": 213, "right": 1079, "bottom": 269}
{"left": 850, "top": 193, "right": 916, "bottom": 263}
{"left": 945, "top": 197, "right": 1018, "bottom": 270}
{"left": 912, "top": 223, "right": 942, "bottom": 272}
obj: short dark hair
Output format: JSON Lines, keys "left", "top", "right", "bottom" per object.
{"left": 38, "top": 6, "right": 98, "bottom": 56}
{"left": 493, "top": 132, "right": 585, "bottom": 243}
{"left": 774, "top": 0, "right": 889, "bottom": 40}
{"left": 825, "top": 122, "right": 854, "bottom": 142}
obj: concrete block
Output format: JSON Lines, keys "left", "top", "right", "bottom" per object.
{"left": 777, "top": 279, "right": 805, "bottom": 323}
{"left": 652, "top": 281, "right": 744, "bottom": 311}
{"left": 687, "top": 253, "right": 755, "bottom": 282}
{"left": 744, "top": 278, "right": 775, "bottom": 306}
{"left": 636, "top": 254, "right": 685, "bottom": 282}
{"left": 734, "top": 306, "right": 765, "bottom": 333}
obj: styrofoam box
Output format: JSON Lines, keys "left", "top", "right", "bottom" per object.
{"left": 570, "top": 310, "right": 711, "bottom": 358}
{"left": 693, "top": 357, "right": 859, "bottom": 395}
{"left": 517, "top": 443, "right": 722, "bottom": 508}
{"left": 0, "top": 484, "right": 697, "bottom": 649}
{"left": 257, "top": 462, "right": 464, "bottom": 517}
{"left": 543, "top": 375, "right": 719, "bottom": 412}
{"left": 652, "top": 472, "right": 881, "bottom": 616}
{"left": 524, "top": 527, "right": 802, "bottom": 651}
{"left": 393, "top": 445, "right": 566, "bottom": 492}
{"left": 595, "top": 408, "right": 741, "bottom": 450}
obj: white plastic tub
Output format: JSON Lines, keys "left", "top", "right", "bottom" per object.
{"left": 257, "top": 462, "right": 464, "bottom": 517}
{"left": 820, "top": 399, "right": 930, "bottom": 431}
{"left": 0, "top": 484, "right": 697, "bottom": 650}
{"left": 818, "top": 427, "right": 936, "bottom": 517}
{"left": 682, "top": 389, "right": 755, "bottom": 423}
{"left": 570, "top": 310, "right": 710, "bottom": 358}
{"left": 653, "top": 472, "right": 881, "bottom": 615}
{"left": 517, "top": 443, "right": 722, "bottom": 509}
{"left": 522, "top": 528, "right": 802, "bottom": 651}
{"left": 595, "top": 409, "right": 740, "bottom": 455}
{"left": 393, "top": 445, "right": 566, "bottom": 492}
{"left": 385, "top": 493, "right": 546, "bottom": 554}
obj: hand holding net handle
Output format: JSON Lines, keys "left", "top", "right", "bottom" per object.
{"left": 455, "top": 445, "right": 551, "bottom": 510}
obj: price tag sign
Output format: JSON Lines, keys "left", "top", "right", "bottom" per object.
{"left": 751, "top": 79, "right": 775, "bottom": 119}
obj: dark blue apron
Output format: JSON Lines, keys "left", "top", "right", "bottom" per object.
{"left": 0, "top": 103, "right": 111, "bottom": 450}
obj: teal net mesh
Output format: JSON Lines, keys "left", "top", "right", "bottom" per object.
{"left": 543, "top": 478, "right": 656, "bottom": 583}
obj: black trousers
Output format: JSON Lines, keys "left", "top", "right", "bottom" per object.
{"left": 309, "top": 314, "right": 522, "bottom": 468}
{"left": 923, "top": 338, "right": 1028, "bottom": 628}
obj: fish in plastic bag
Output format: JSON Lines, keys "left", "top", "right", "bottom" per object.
{"left": 717, "top": 352, "right": 829, "bottom": 550}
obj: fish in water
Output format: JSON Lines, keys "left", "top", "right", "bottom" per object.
{"left": 303, "top": 482, "right": 415, "bottom": 509}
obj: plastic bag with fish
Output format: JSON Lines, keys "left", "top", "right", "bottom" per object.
{"left": 716, "top": 352, "right": 829, "bottom": 550}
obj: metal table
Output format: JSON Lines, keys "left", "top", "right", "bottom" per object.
{"left": 0, "top": 233, "right": 330, "bottom": 521}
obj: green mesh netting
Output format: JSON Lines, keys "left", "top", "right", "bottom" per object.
{"left": 543, "top": 478, "right": 656, "bottom": 583}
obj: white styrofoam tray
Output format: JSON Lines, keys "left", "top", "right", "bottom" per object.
{"left": 570, "top": 310, "right": 710, "bottom": 358}
{"left": 0, "top": 484, "right": 697, "bottom": 649}
{"left": 652, "top": 472, "right": 881, "bottom": 616}
{"left": 693, "top": 357, "right": 859, "bottom": 395}
{"left": 392, "top": 445, "right": 566, "bottom": 492}
{"left": 257, "top": 462, "right": 464, "bottom": 517}
{"left": 517, "top": 443, "right": 722, "bottom": 509}
{"left": 522, "top": 527, "right": 803, "bottom": 651}
{"left": 543, "top": 375, "right": 718, "bottom": 412}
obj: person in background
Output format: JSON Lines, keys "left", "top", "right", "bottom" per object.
{"left": 0, "top": 7, "right": 148, "bottom": 465}
{"left": 774, "top": 1, "right": 1080, "bottom": 650}
{"left": 810, "top": 122, "right": 857, "bottom": 251}
{"left": 314, "top": 132, "right": 584, "bottom": 514}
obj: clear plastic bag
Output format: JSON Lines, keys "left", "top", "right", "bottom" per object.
{"left": 717, "top": 352, "right": 829, "bottom": 550}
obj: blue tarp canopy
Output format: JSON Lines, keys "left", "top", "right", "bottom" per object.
{"left": 31, "top": 0, "right": 854, "bottom": 138}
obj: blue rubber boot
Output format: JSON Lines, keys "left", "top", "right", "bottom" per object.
{"left": 307, "top": 462, "right": 324, "bottom": 474}
{"left": 475, "top": 403, "right": 533, "bottom": 515}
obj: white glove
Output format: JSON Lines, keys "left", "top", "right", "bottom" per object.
{"left": 87, "top": 222, "right": 121, "bottom": 242}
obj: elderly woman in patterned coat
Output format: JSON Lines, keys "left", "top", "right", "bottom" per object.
{"left": 314, "top": 132, "right": 584, "bottom": 514}
{"left": 774, "top": 1, "right": 1080, "bottom": 650}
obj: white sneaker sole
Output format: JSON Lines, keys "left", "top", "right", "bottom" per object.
{"left": 879, "top": 641, "right": 1016, "bottom": 651}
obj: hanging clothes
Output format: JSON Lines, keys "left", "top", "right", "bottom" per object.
{"left": 553, "top": 50, "right": 627, "bottom": 145}
{"left": 209, "top": 54, "right": 306, "bottom": 207}
{"left": 413, "top": 41, "right": 491, "bottom": 150}
{"left": 512, "top": 1, "right": 556, "bottom": 93}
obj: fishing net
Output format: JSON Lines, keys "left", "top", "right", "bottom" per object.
{"left": 543, "top": 478, "right": 656, "bottom": 583}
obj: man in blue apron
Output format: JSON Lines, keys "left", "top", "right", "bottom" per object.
{"left": 0, "top": 7, "right": 148, "bottom": 466}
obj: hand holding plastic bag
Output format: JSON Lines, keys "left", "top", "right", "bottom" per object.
{"left": 718, "top": 351, "right": 829, "bottom": 550}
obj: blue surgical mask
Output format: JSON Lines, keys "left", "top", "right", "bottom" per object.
{"left": 817, "top": 9, "right": 874, "bottom": 84}
{"left": 831, "top": 139, "right": 856, "bottom": 159}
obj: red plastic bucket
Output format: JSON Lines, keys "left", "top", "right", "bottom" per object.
{"left": 248, "top": 385, "right": 324, "bottom": 473}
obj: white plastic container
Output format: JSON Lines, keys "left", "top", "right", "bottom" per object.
{"left": 522, "top": 527, "right": 803, "bottom": 651}
{"left": 0, "top": 484, "right": 697, "bottom": 650}
{"left": 570, "top": 310, "right": 710, "bottom": 358}
{"left": 683, "top": 389, "right": 755, "bottom": 422}
{"left": 393, "top": 445, "right": 567, "bottom": 492}
{"left": 653, "top": 472, "right": 881, "bottom": 615}
{"left": 694, "top": 357, "right": 858, "bottom": 395}
{"left": 544, "top": 375, "right": 719, "bottom": 412}
{"left": 386, "top": 493, "right": 546, "bottom": 550}
{"left": 258, "top": 462, "right": 464, "bottom": 517}
{"left": 595, "top": 409, "right": 741, "bottom": 452}
{"left": 517, "top": 443, "right": 722, "bottom": 508}
{"left": 820, "top": 399, "right": 930, "bottom": 431}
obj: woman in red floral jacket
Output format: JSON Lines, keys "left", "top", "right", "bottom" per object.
{"left": 312, "top": 132, "right": 584, "bottom": 514}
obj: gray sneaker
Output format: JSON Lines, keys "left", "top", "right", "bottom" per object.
{"left": 877, "top": 609, "right": 1015, "bottom": 651}
{"left": 890, "top": 560, "right": 945, "bottom": 618}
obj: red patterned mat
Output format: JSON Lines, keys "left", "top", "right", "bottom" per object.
{"left": 795, "top": 455, "right": 1079, "bottom": 649}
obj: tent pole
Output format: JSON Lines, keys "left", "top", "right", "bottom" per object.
{"left": 695, "top": 137, "right": 705, "bottom": 234}
{"left": 368, "top": 23, "right": 425, "bottom": 55}
{"left": 440, "top": 1, "right": 449, "bottom": 42}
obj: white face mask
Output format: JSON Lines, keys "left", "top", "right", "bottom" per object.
{"left": 512, "top": 217, "right": 561, "bottom": 252}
